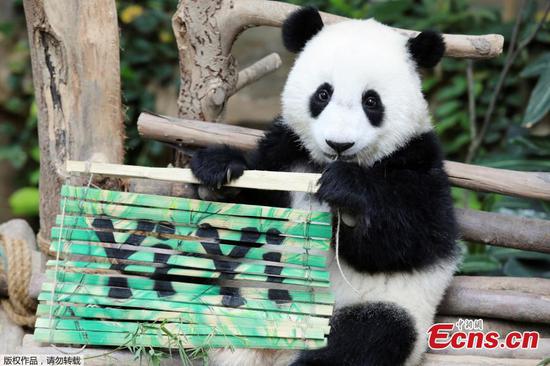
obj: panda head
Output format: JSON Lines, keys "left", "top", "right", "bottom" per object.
{"left": 281, "top": 7, "right": 445, "bottom": 166}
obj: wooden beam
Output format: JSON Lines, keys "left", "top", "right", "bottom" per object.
{"left": 446, "top": 161, "right": 550, "bottom": 201}
{"left": 137, "top": 112, "right": 263, "bottom": 151}
{"left": 456, "top": 208, "right": 550, "bottom": 253}
{"left": 434, "top": 316, "right": 550, "bottom": 338}
{"left": 439, "top": 276, "right": 550, "bottom": 324}
{"left": 23, "top": 0, "right": 125, "bottom": 245}
{"left": 137, "top": 112, "right": 550, "bottom": 202}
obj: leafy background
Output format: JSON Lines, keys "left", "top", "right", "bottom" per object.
{"left": 0, "top": 0, "right": 548, "bottom": 277}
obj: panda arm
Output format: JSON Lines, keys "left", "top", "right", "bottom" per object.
{"left": 191, "top": 118, "right": 308, "bottom": 206}
{"left": 317, "top": 146, "right": 457, "bottom": 272}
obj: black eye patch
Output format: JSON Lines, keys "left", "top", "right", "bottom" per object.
{"left": 309, "top": 82, "right": 333, "bottom": 118}
{"left": 362, "top": 89, "right": 384, "bottom": 127}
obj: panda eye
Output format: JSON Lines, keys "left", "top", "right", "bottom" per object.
{"left": 364, "top": 96, "right": 378, "bottom": 108}
{"left": 316, "top": 88, "right": 331, "bottom": 103}
{"left": 309, "top": 83, "right": 333, "bottom": 118}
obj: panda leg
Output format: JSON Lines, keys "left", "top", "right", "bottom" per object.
{"left": 292, "top": 302, "right": 417, "bottom": 366}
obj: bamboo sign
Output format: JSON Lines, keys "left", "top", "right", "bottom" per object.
{"left": 34, "top": 182, "right": 335, "bottom": 350}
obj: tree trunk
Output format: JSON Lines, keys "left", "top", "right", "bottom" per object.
{"left": 22, "top": 0, "right": 125, "bottom": 248}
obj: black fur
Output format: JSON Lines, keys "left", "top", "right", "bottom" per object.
{"left": 362, "top": 89, "right": 385, "bottom": 127}
{"left": 190, "top": 120, "right": 309, "bottom": 207}
{"left": 317, "top": 132, "right": 458, "bottom": 273}
{"left": 282, "top": 6, "right": 324, "bottom": 53}
{"left": 407, "top": 30, "right": 445, "bottom": 68}
{"left": 190, "top": 145, "right": 248, "bottom": 188}
{"left": 292, "top": 302, "right": 417, "bottom": 366}
{"left": 191, "top": 124, "right": 457, "bottom": 274}
{"left": 309, "top": 82, "right": 333, "bottom": 118}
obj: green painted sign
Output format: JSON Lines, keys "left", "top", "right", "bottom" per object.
{"left": 35, "top": 185, "right": 334, "bottom": 351}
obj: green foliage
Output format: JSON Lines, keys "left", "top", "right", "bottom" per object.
{"left": 117, "top": 1, "right": 180, "bottom": 166}
{"left": 9, "top": 187, "right": 39, "bottom": 216}
{"left": 521, "top": 52, "right": 550, "bottom": 127}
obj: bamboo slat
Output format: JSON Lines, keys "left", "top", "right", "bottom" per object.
{"left": 36, "top": 185, "right": 335, "bottom": 350}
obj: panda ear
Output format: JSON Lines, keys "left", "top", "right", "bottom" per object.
{"left": 282, "top": 6, "right": 324, "bottom": 53}
{"left": 407, "top": 30, "right": 445, "bottom": 68}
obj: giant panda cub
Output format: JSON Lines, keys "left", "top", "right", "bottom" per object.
{"left": 191, "top": 7, "right": 460, "bottom": 366}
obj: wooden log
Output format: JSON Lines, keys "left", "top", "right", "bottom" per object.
{"left": 137, "top": 112, "right": 550, "bottom": 202}
{"left": 429, "top": 337, "right": 549, "bottom": 359}
{"left": 220, "top": 0, "right": 504, "bottom": 59}
{"left": 22, "top": 0, "right": 125, "bottom": 247}
{"left": 172, "top": 0, "right": 503, "bottom": 121}
{"left": 456, "top": 208, "right": 550, "bottom": 253}
{"left": 450, "top": 276, "right": 550, "bottom": 295}
{"left": 439, "top": 277, "right": 550, "bottom": 324}
{"left": 137, "top": 112, "right": 263, "bottom": 151}
{"left": 446, "top": 161, "right": 550, "bottom": 201}
{"left": 434, "top": 316, "right": 550, "bottom": 338}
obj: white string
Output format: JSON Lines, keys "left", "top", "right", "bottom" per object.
{"left": 335, "top": 209, "right": 360, "bottom": 295}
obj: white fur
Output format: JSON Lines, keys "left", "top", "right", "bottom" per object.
{"left": 326, "top": 253, "right": 458, "bottom": 366}
{"left": 282, "top": 19, "right": 432, "bottom": 167}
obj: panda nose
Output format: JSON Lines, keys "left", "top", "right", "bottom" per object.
{"left": 326, "top": 140, "right": 354, "bottom": 154}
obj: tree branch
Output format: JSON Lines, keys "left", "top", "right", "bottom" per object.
{"left": 234, "top": 53, "right": 282, "bottom": 94}
{"left": 217, "top": 0, "right": 504, "bottom": 59}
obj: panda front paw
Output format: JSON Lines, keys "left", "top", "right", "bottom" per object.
{"left": 316, "top": 161, "right": 367, "bottom": 212}
{"left": 190, "top": 146, "right": 248, "bottom": 189}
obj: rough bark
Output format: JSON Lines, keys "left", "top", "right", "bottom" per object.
{"left": 138, "top": 112, "right": 263, "bottom": 150}
{"left": 22, "top": 0, "right": 125, "bottom": 245}
{"left": 172, "top": 0, "right": 504, "bottom": 122}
